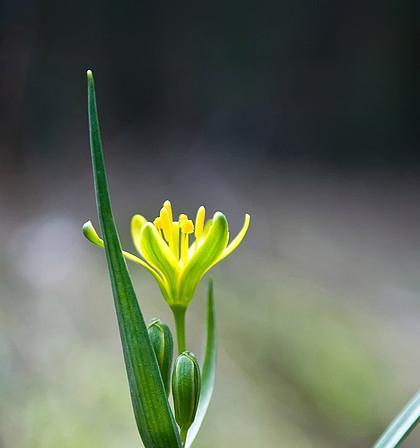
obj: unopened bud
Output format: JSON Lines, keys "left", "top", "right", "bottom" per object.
{"left": 172, "top": 351, "right": 201, "bottom": 441}
{"left": 148, "top": 318, "right": 173, "bottom": 396}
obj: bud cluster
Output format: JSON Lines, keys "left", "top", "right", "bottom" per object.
{"left": 148, "top": 319, "right": 201, "bottom": 445}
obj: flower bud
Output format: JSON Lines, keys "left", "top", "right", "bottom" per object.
{"left": 172, "top": 351, "right": 201, "bottom": 440}
{"left": 147, "top": 318, "right": 173, "bottom": 396}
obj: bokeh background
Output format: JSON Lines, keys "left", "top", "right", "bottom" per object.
{"left": 1, "top": 1, "right": 420, "bottom": 447}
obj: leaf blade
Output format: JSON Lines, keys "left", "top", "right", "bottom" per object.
{"left": 87, "top": 70, "right": 181, "bottom": 448}
{"left": 185, "top": 280, "right": 217, "bottom": 448}
{"left": 373, "top": 390, "right": 420, "bottom": 448}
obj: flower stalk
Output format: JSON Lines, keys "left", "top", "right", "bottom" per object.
{"left": 173, "top": 307, "right": 187, "bottom": 354}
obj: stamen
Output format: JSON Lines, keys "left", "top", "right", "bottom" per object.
{"left": 195, "top": 206, "right": 205, "bottom": 239}
{"left": 153, "top": 217, "right": 162, "bottom": 229}
{"left": 163, "top": 200, "right": 173, "bottom": 223}
{"left": 160, "top": 207, "right": 173, "bottom": 246}
{"left": 153, "top": 217, "right": 163, "bottom": 239}
{"left": 181, "top": 218, "right": 194, "bottom": 234}
{"left": 179, "top": 214, "right": 194, "bottom": 264}
{"left": 172, "top": 221, "right": 180, "bottom": 259}
{"left": 181, "top": 232, "right": 189, "bottom": 265}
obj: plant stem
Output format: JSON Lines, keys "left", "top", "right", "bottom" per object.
{"left": 173, "top": 307, "right": 187, "bottom": 354}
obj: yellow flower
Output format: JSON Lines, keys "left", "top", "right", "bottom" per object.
{"left": 83, "top": 200, "right": 250, "bottom": 309}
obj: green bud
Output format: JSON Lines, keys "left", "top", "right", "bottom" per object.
{"left": 172, "top": 351, "right": 201, "bottom": 442}
{"left": 147, "top": 318, "right": 174, "bottom": 396}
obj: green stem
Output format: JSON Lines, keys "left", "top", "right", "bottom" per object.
{"left": 173, "top": 307, "right": 187, "bottom": 354}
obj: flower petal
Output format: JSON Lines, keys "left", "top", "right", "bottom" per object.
{"left": 212, "top": 213, "right": 250, "bottom": 266}
{"left": 82, "top": 220, "right": 170, "bottom": 299}
{"left": 187, "top": 218, "right": 213, "bottom": 256}
{"left": 131, "top": 214, "right": 148, "bottom": 254}
{"left": 83, "top": 220, "right": 105, "bottom": 248}
{"left": 139, "top": 223, "right": 180, "bottom": 303}
{"left": 178, "top": 212, "right": 228, "bottom": 304}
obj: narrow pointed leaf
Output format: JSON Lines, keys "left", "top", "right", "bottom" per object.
{"left": 87, "top": 70, "right": 181, "bottom": 448}
{"left": 185, "top": 280, "right": 217, "bottom": 448}
{"left": 373, "top": 391, "right": 420, "bottom": 448}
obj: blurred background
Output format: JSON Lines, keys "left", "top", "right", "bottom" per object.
{"left": 1, "top": 0, "right": 420, "bottom": 446}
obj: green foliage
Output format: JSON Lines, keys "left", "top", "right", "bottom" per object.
{"left": 186, "top": 280, "right": 217, "bottom": 448}
{"left": 373, "top": 391, "right": 420, "bottom": 448}
{"left": 87, "top": 70, "right": 181, "bottom": 448}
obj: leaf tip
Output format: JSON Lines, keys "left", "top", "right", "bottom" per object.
{"left": 86, "top": 70, "right": 95, "bottom": 92}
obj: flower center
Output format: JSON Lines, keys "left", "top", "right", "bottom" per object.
{"left": 153, "top": 201, "right": 206, "bottom": 265}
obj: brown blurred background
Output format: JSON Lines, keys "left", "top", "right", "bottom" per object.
{"left": 1, "top": 1, "right": 420, "bottom": 447}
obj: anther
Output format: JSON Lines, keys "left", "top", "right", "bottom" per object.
{"left": 153, "top": 217, "right": 162, "bottom": 229}
{"left": 163, "top": 200, "right": 173, "bottom": 223}
{"left": 160, "top": 207, "right": 172, "bottom": 244}
{"left": 181, "top": 219, "right": 194, "bottom": 234}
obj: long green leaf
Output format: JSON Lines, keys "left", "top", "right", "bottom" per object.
{"left": 185, "top": 280, "right": 217, "bottom": 448}
{"left": 373, "top": 391, "right": 420, "bottom": 448}
{"left": 87, "top": 70, "right": 181, "bottom": 448}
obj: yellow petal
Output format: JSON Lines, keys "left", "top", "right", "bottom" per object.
{"left": 178, "top": 212, "right": 229, "bottom": 304}
{"left": 212, "top": 213, "right": 250, "bottom": 266}
{"left": 139, "top": 223, "right": 180, "bottom": 302}
{"left": 194, "top": 206, "right": 205, "bottom": 239}
{"left": 83, "top": 220, "right": 169, "bottom": 298}
{"left": 82, "top": 220, "right": 104, "bottom": 248}
{"left": 131, "top": 214, "right": 148, "bottom": 254}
